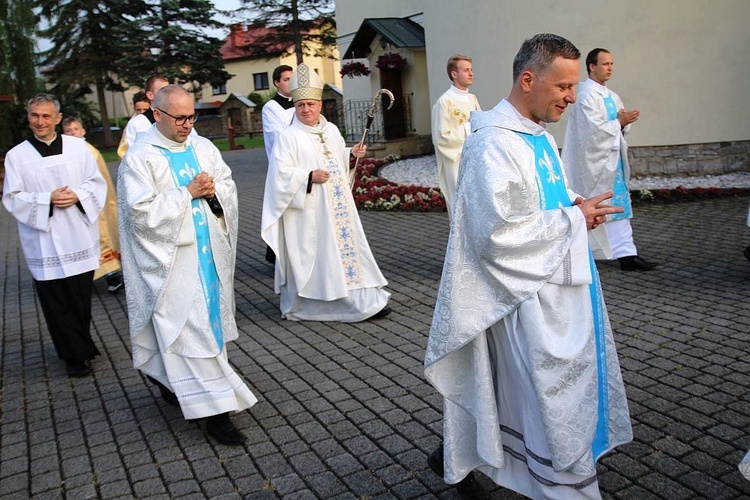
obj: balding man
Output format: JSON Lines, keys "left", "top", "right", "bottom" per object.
{"left": 118, "top": 84, "right": 257, "bottom": 446}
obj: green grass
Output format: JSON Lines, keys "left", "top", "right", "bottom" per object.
{"left": 212, "top": 136, "right": 265, "bottom": 152}
{"left": 100, "top": 136, "right": 265, "bottom": 163}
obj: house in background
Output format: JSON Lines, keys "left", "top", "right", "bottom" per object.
{"left": 339, "top": 17, "right": 428, "bottom": 156}
{"left": 198, "top": 23, "right": 342, "bottom": 106}
{"left": 88, "top": 22, "right": 343, "bottom": 134}
{"left": 336, "top": 0, "right": 750, "bottom": 175}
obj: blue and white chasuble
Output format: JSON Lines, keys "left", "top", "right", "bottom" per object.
{"left": 602, "top": 94, "right": 632, "bottom": 220}
{"left": 161, "top": 146, "right": 224, "bottom": 351}
{"left": 517, "top": 131, "right": 613, "bottom": 458}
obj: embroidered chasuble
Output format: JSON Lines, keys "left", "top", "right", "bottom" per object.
{"left": 161, "top": 146, "right": 224, "bottom": 350}
{"left": 517, "top": 131, "right": 612, "bottom": 458}
{"left": 310, "top": 131, "right": 363, "bottom": 286}
{"left": 261, "top": 116, "right": 389, "bottom": 322}
{"left": 425, "top": 99, "right": 632, "bottom": 499}
{"left": 562, "top": 79, "right": 634, "bottom": 223}
{"left": 602, "top": 95, "right": 632, "bottom": 220}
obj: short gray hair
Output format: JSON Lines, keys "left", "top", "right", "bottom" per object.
{"left": 152, "top": 84, "right": 190, "bottom": 110}
{"left": 512, "top": 34, "right": 580, "bottom": 82}
{"left": 27, "top": 93, "right": 61, "bottom": 113}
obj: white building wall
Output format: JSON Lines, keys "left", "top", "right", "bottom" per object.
{"left": 336, "top": 0, "right": 750, "bottom": 148}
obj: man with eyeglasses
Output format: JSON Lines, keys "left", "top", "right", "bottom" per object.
{"left": 117, "top": 84, "right": 257, "bottom": 446}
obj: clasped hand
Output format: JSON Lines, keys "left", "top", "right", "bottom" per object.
{"left": 617, "top": 108, "right": 640, "bottom": 128}
{"left": 187, "top": 172, "right": 215, "bottom": 199}
{"left": 51, "top": 186, "right": 79, "bottom": 208}
{"left": 573, "top": 191, "right": 623, "bottom": 230}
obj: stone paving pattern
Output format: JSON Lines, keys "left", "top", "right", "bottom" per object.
{"left": 1, "top": 148, "right": 749, "bottom": 499}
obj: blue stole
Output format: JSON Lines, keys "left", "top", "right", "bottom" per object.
{"left": 602, "top": 94, "right": 632, "bottom": 219}
{"left": 516, "top": 131, "right": 611, "bottom": 457}
{"left": 161, "top": 146, "right": 224, "bottom": 351}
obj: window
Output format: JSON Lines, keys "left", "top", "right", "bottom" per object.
{"left": 212, "top": 83, "right": 226, "bottom": 95}
{"left": 253, "top": 72, "right": 269, "bottom": 91}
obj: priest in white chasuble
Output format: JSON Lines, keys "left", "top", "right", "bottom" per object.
{"left": 118, "top": 85, "right": 256, "bottom": 446}
{"left": 424, "top": 35, "right": 632, "bottom": 500}
{"left": 262, "top": 63, "right": 391, "bottom": 323}
{"left": 562, "top": 48, "right": 657, "bottom": 271}
{"left": 431, "top": 54, "right": 481, "bottom": 218}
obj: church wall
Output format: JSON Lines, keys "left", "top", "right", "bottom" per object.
{"left": 336, "top": 0, "right": 750, "bottom": 174}
{"left": 422, "top": 0, "right": 750, "bottom": 149}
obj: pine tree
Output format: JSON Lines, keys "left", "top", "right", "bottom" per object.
{"left": 116, "top": 0, "right": 232, "bottom": 90}
{"left": 37, "top": 0, "right": 148, "bottom": 147}
{"left": 0, "top": 0, "right": 39, "bottom": 152}
{"left": 237, "top": 0, "right": 336, "bottom": 65}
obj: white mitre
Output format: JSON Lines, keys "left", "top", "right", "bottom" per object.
{"left": 290, "top": 63, "right": 324, "bottom": 102}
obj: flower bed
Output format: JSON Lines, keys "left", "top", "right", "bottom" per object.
{"left": 349, "top": 156, "right": 750, "bottom": 212}
{"left": 632, "top": 186, "right": 750, "bottom": 203}
{"left": 352, "top": 155, "right": 446, "bottom": 211}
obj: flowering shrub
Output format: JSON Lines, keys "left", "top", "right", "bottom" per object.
{"left": 340, "top": 61, "right": 371, "bottom": 79}
{"left": 375, "top": 52, "right": 407, "bottom": 70}
{"left": 351, "top": 156, "right": 446, "bottom": 212}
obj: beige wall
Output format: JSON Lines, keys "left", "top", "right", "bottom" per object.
{"left": 337, "top": 0, "right": 750, "bottom": 147}
{"left": 202, "top": 41, "right": 343, "bottom": 103}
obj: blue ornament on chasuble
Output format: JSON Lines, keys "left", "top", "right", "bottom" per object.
{"left": 311, "top": 131, "right": 363, "bottom": 286}
{"left": 161, "top": 146, "right": 224, "bottom": 351}
{"left": 602, "top": 94, "right": 632, "bottom": 220}
{"left": 516, "top": 131, "right": 612, "bottom": 457}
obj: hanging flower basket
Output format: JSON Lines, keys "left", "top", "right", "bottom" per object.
{"left": 375, "top": 52, "right": 407, "bottom": 70}
{"left": 339, "top": 61, "right": 371, "bottom": 79}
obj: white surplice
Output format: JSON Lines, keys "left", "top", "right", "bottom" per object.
{"left": 3, "top": 136, "right": 106, "bottom": 280}
{"left": 261, "top": 116, "right": 389, "bottom": 322}
{"left": 425, "top": 100, "right": 632, "bottom": 499}
{"left": 562, "top": 78, "right": 636, "bottom": 258}
{"left": 262, "top": 97, "right": 295, "bottom": 160}
{"left": 117, "top": 127, "right": 256, "bottom": 419}
{"left": 118, "top": 112, "right": 152, "bottom": 158}
{"left": 431, "top": 85, "right": 481, "bottom": 216}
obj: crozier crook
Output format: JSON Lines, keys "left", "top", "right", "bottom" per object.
{"left": 352, "top": 89, "right": 395, "bottom": 178}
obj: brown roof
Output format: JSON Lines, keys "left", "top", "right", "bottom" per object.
{"left": 220, "top": 25, "right": 294, "bottom": 61}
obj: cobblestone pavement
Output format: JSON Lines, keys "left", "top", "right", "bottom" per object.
{"left": 1, "top": 147, "right": 749, "bottom": 499}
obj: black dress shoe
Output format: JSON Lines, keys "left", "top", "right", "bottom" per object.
{"left": 205, "top": 413, "right": 247, "bottom": 446}
{"left": 427, "top": 444, "right": 490, "bottom": 500}
{"left": 619, "top": 255, "right": 658, "bottom": 271}
{"left": 369, "top": 307, "right": 391, "bottom": 320}
{"left": 66, "top": 360, "right": 91, "bottom": 378}
{"left": 744, "top": 244, "right": 750, "bottom": 262}
{"left": 147, "top": 376, "right": 179, "bottom": 406}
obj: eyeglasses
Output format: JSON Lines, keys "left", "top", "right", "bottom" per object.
{"left": 156, "top": 108, "right": 198, "bottom": 126}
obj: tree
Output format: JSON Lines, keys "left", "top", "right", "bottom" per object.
{"left": 38, "top": 0, "right": 148, "bottom": 147}
{"left": 49, "top": 81, "right": 100, "bottom": 133}
{"left": 237, "top": 0, "right": 337, "bottom": 65}
{"left": 0, "top": 0, "right": 39, "bottom": 152}
{"left": 116, "top": 0, "right": 232, "bottom": 90}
